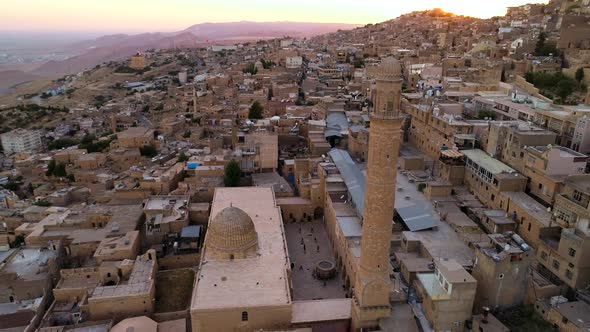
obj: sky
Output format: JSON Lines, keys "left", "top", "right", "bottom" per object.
{"left": 1, "top": 0, "right": 549, "bottom": 34}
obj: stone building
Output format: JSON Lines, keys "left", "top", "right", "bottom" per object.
{"left": 485, "top": 122, "right": 557, "bottom": 174}
{"left": 190, "top": 187, "right": 293, "bottom": 331}
{"left": 414, "top": 258, "right": 477, "bottom": 332}
{"left": 462, "top": 149, "right": 528, "bottom": 208}
{"left": 523, "top": 145, "right": 587, "bottom": 205}
{"left": 40, "top": 250, "right": 157, "bottom": 328}
{"left": 129, "top": 52, "right": 146, "bottom": 69}
{"left": 112, "top": 127, "right": 155, "bottom": 149}
{"left": 538, "top": 221, "right": 590, "bottom": 290}
{"left": 472, "top": 233, "right": 535, "bottom": 310}
{"left": 0, "top": 129, "right": 43, "bottom": 155}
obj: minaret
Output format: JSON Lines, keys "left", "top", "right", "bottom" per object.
{"left": 352, "top": 57, "right": 403, "bottom": 330}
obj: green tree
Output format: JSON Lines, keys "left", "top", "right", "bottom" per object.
{"left": 224, "top": 159, "right": 241, "bottom": 187}
{"left": 576, "top": 67, "right": 585, "bottom": 83}
{"left": 535, "top": 32, "right": 547, "bottom": 54}
{"left": 48, "top": 137, "right": 79, "bottom": 150}
{"left": 3, "top": 181, "right": 19, "bottom": 192}
{"left": 54, "top": 162, "right": 67, "bottom": 177}
{"left": 46, "top": 159, "right": 56, "bottom": 177}
{"left": 11, "top": 234, "right": 25, "bottom": 248}
{"left": 534, "top": 32, "right": 560, "bottom": 56}
{"left": 249, "top": 101, "right": 264, "bottom": 119}
{"left": 243, "top": 63, "right": 258, "bottom": 75}
{"left": 183, "top": 130, "right": 191, "bottom": 138}
{"left": 557, "top": 79, "right": 575, "bottom": 101}
{"left": 177, "top": 152, "right": 189, "bottom": 163}
{"left": 477, "top": 109, "right": 496, "bottom": 120}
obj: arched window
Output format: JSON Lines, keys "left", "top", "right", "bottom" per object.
{"left": 241, "top": 311, "right": 248, "bottom": 321}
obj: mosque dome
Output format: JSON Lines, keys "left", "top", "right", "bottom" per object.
{"left": 206, "top": 206, "right": 258, "bottom": 258}
{"left": 378, "top": 57, "right": 402, "bottom": 77}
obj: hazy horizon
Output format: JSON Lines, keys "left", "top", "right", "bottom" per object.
{"left": 2, "top": 0, "right": 549, "bottom": 34}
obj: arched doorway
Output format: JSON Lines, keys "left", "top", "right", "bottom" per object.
{"left": 314, "top": 207, "right": 324, "bottom": 219}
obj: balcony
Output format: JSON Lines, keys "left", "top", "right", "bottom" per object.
{"left": 554, "top": 194, "right": 588, "bottom": 228}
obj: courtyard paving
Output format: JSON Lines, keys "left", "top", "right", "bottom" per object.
{"left": 285, "top": 219, "right": 347, "bottom": 301}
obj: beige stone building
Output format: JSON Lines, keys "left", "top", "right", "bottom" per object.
{"left": 129, "top": 52, "right": 146, "bottom": 69}
{"left": 537, "top": 222, "right": 590, "bottom": 290}
{"left": 552, "top": 174, "right": 590, "bottom": 229}
{"left": 485, "top": 121, "right": 557, "bottom": 173}
{"left": 241, "top": 129, "right": 279, "bottom": 172}
{"left": 40, "top": 250, "right": 157, "bottom": 328}
{"left": 496, "top": 191, "right": 552, "bottom": 249}
{"left": 190, "top": 187, "right": 293, "bottom": 332}
{"left": 143, "top": 195, "right": 190, "bottom": 246}
{"left": 545, "top": 301, "right": 590, "bottom": 332}
{"left": 462, "top": 149, "right": 527, "bottom": 208}
{"left": 523, "top": 145, "right": 587, "bottom": 205}
{"left": 472, "top": 233, "right": 535, "bottom": 310}
{"left": 112, "top": 127, "right": 155, "bottom": 149}
{"left": 414, "top": 258, "right": 477, "bottom": 332}
{"left": 0, "top": 247, "right": 60, "bottom": 331}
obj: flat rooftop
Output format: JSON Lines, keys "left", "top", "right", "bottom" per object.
{"left": 191, "top": 187, "right": 291, "bottom": 311}
{"left": 117, "top": 127, "right": 153, "bottom": 138}
{"left": 91, "top": 258, "right": 154, "bottom": 300}
{"left": 252, "top": 172, "right": 294, "bottom": 194}
{"left": 0, "top": 248, "right": 57, "bottom": 281}
{"left": 463, "top": 149, "right": 518, "bottom": 175}
{"left": 291, "top": 299, "right": 351, "bottom": 324}
{"left": 500, "top": 192, "right": 552, "bottom": 226}
{"left": 554, "top": 301, "right": 590, "bottom": 330}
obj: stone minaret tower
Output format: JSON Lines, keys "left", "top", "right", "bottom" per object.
{"left": 352, "top": 57, "right": 403, "bottom": 330}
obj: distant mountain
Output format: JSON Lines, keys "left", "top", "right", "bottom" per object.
{"left": 28, "top": 21, "right": 358, "bottom": 78}
{"left": 33, "top": 32, "right": 201, "bottom": 76}
{"left": 183, "top": 21, "right": 360, "bottom": 40}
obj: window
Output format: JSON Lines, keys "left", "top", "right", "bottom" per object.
{"left": 566, "top": 269, "right": 573, "bottom": 280}
{"left": 569, "top": 248, "right": 576, "bottom": 257}
{"left": 552, "top": 259, "right": 560, "bottom": 270}
{"left": 541, "top": 251, "right": 548, "bottom": 260}
{"left": 562, "top": 317, "right": 569, "bottom": 324}
{"left": 528, "top": 223, "right": 532, "bottom": 232}
{"left": 498, "top": 273, "right": 505, "bottom": 279}
{"left": 241, "top": 311, "right": 248, "bottom": 321}
{"left": 573, "top": 190, "right": 585, "bottom": 203}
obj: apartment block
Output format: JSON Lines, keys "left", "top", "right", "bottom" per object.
{"left": 1, "top": 129, "right": 43, "bottom": 155}
{"left": 463, "top": 149, "right": 527, "bottom": 208}
{"left": 523, "top": 145, "right": 587, "bottom": 205}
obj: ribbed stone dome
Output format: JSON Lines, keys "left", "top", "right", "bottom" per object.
{"left": 378, "top": 57, "right": 402, "bottom": 77}
{"left": 207, "top": 206, "right": 258, "bottom": 255}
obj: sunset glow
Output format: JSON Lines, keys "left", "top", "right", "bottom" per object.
{"left": 2, "top": 0, "right": 549, "bottom": 33}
